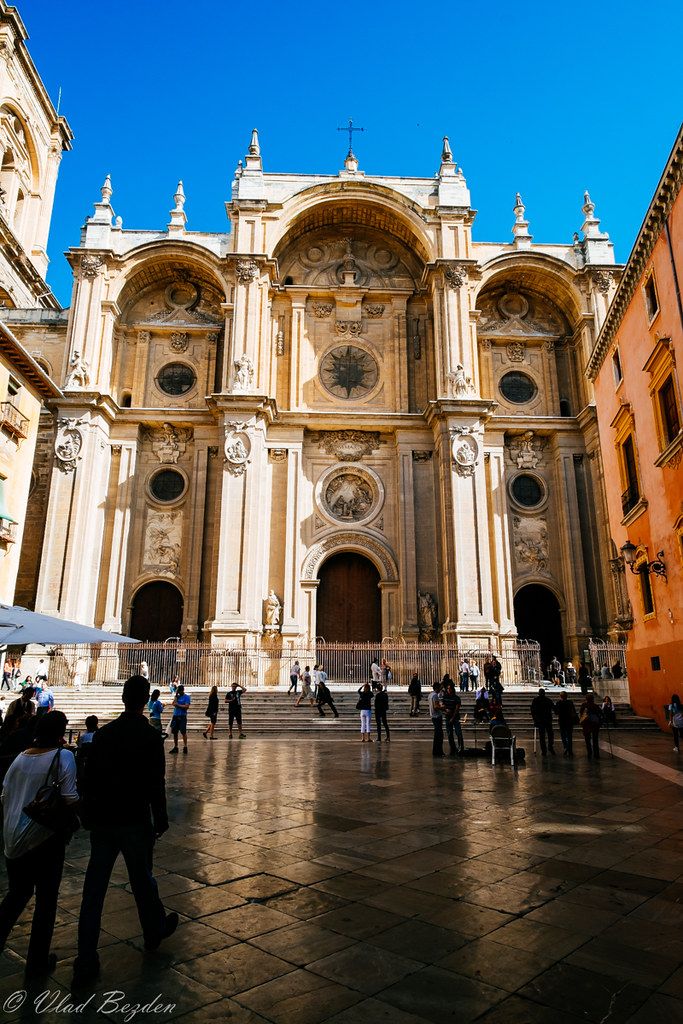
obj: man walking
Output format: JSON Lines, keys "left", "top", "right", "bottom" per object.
{"left": 288, "top": 660, "right": 301, "bottom": 695}
{"left": 226, "top": 681, "right": 247, "bottom": 739}
{"left": 316, "top": 677, "right": 339, "bottom": 718}
{"left": 374, "top": 683, "right": 390, "bottom": 742}
{"left": 73, "top": 675, "right": 177, "bottom": 987}
{"left": 428, "top": 681, "right": 444, "bottom": 757}
{"left": 531, "top": 687, "right": 556, "bottom": 757}
{"left": 555, "top": 690, "right": 577, "bottom": 757}
{"left": 442, "top": 681, "right": 464, "bottom": 756}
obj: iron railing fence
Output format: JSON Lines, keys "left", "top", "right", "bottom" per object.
{"left": 30, "top": 639, "right": 542, "bottom": 690}
{"left": 587, "top": 638, "right": 628, "bottom": 679}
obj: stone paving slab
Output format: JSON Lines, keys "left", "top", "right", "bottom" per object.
{"left": 0, "top": 735, "right": 682, "bottom": 1023}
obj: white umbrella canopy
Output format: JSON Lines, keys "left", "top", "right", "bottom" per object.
{"left": 0, "top": 605, "right": 139, "bottom": 646}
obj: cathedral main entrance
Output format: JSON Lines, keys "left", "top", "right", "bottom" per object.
{"left": 514, "top": 583, "right": 564, "bottom": 670}
{"left": 130, "top": 581, "right": 184, "bottom": 641}
{"left": 317, "top": 552, "right": 381, "bottom": 642}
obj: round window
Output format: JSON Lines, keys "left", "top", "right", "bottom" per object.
{"left": 511, "top": 474, "right": 544, "bottom": 508}
{"left": 157, "top": 363, "right": 196, "bottom": 396}
{"left": 500, "top": 371, "right": 537, "bottom": 404}
{"left": 150, "top": 469, "right": 185, "bottom": 503}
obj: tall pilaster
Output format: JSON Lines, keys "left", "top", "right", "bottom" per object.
{"left": 100, "top": 440, "right": 137, "bottom": 632}
{"left": 551, "top": 436, "right": 592, "bottom": 657}
{"left": 394, "top": 434, "right": 419, "bottom": 638}
{"left": 484, "top": 430, "right": 516, "bottom": 639}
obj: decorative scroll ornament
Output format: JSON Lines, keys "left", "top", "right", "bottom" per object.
{"left": 507, "top": 430, "right": 546, "bottom": 469}
{"left": 506, "top": 341, "right": 526, "bottom": 363}
{"left": 412, "top": 450, "right": 433, "bottom": 462}
{"left": 233, "top": 353, "right": 254, "bottom": 392}
{"left": 335, "top": 320, "right": 363, "bottom": 336}
{"left": 235, "top": 259, "right": 259, "bottom": 283}
{"left": 80, "top": 255, "right": 104, "bottom": 279}
{"left": 315, "top": 430, "right": 381, "bottom": 462}
{"left": 443, "top": 262, "right": 468, "bottom": 288}
{"left": 412, "top": 318, "right": 421, "bottom": 360}
{"left": 269, "top": 448, "right": 288, "bottom": 462}
{"left": 593, "top": 270, "right": 613, "bottom": 294}
{"left": 276, "top": 329, "right": 285, "bottom": 356}
{"left": 138, "top": 330, "right": 151, "bottom": 345}
{"left": 170, "top": 332, "right": 189, "bottom": 353}
{"left": 65, "top": 350, "right": 90, "bottom": 389}
{"left": 312, "top": 303, "right": 333, "bottom": 318}
{"left": 513, "top": 515, "right": 549, "bottom": 573}
{"left": 366, "top": 304, "right": 385, "bottom": 318}
{"left": 55, "top": 418, "right": 84, "bottom": 473}
{"left": 447, "top": 364, "right": 473, "bottom": 398}
{"left": 224, "top": 422, "right": 251, "bottom": 475}
{"left": 451, "top": 427, "right": 479, "bottom": 477}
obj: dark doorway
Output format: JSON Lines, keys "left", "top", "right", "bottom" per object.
{"left": 317, "top": 552, "right": 381, "bottom": 642}
{"left": 130, "top": 581, "right": 183, "bottom": 641}
{"left": 514, "top": 584, "right": 564, "bottom": 669}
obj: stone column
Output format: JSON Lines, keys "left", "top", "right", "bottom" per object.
{"left": 131, "top": 330, "right": 150, "bottom": 406}
{"left": 183, "top": 444, "right": 210, "bottom": 637}
{"left": 101, "top": 441, "right": 137, "bottom": 632}
{"left": 394, "top": 436, "right": 419, "bottom": 638}
{"left": 551, "top": 436, "right": 591, "bottom": 655}
{"left": 289, "top": 299, "right": 306, "bottom": 409}
{"left": 280, "top": 439, "right": 304, "bottom": 636}
{"left": 484, "top": 431, "right": 516, "bottom": 638}
{"left": 230, "top": 261, "right": 262, "bottom": 390}
{"left": 35, "top": 410, "right": 111, "bottom": 625}
{"left": 210, "top": 411, "right": 268, "bottom": 642}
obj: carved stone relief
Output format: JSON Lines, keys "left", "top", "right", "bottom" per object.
{"left": 506, "top": 430, "right": 547, "bottom": 469}
{"left": 136, "top": 278, "right": 221, "bottom": 329}
{"left": 506, "top": 342, "right": 526, "bottom": 363}
{"left": 366, "top": 304, "right": 385, "bottom": 318}
{"left": 80, "top": 255, "right": 103, "bottom": 279}
{"left": 312, "top": 303, "right": 333, "bottom": 318}
{"left": 593, "top": 270, "right": 613, "bottom": 294}
{"left": 281, "top": 235, "right": 416, "bottom": 289}
{"left": 143, "top": 510, "right": 182, "bottom": 575}
{"left": 141, "top": 423, "right": 193, "bottom": 464}
{"left": 450, "top": 428, "right": 479, "bottom": 477}
{"left": 235, "top": 259, "right": 259, "bottom": 283}
{"left": 443, "top": 262, "right": 468, "bottom": 289}
{"left": 302, "top": 532, "right": 398, "bottom": 582}
{"left": 170, "top": 332, "right": 189, "bottom": 353}
{"left": 412, "top": 450, "right": 433, "bottom": 462}
{"left": 224, "top": 422, "right": 251, "bottom": 475}
{"left": 64, "top": 350, "right": 89, "bottom": 389}
{"left": 319, "top": 346, "right": 379, "bottom": 400}
{"left": 324, "top": 473, "right": 374, "bottom": 522}
{"left": 478, "top": 290, "right": 563, "bottom": 337}
{"left": 54, "top": 418, "right": 85, "bottom": 473}
{"left": 448, "top": 364, "right": 474, "bottom": 398}
{"left": 335, "top": 320, "right": 363, "bottom": 336}
{"left": 314, "top": 430, "right": 381, "bottom": 462}
{"left": 269, "top": 448, "right": 288, "bottom": 462}
{"left": 263, "top": 590, "right": 282, "bottom": 630}
{"left": 513, "top": 516, "right": 549, "bottom": 573}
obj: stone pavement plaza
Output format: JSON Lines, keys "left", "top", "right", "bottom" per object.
{"left": 1, "top": 736, "right": 683, "bottom": 1024}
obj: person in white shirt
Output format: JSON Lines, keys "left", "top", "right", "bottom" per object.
{"left": 370, "top": 660, "right": 382, "bottom": 690}
{"left": 0, "top": 710, "right": 78, "bottom": 976}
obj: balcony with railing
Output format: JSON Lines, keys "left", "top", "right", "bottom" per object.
{"left": 0, "top": 401, "right": 28, "bottom": 439}
{"left": 0, "top": 518, "right": 17, "bottom": 544}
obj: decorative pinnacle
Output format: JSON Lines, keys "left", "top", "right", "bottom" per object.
{"left": 512, "top": 192, "right": 532, "bottom": 247}
{"left": 441, "top": 136, "right": 453, "bottom": 162}
{"left": 248, "top": 128, "right": 260, "bottom": 157}
{"left": 168, "top": 179, "right": 187, "bottom": 233}
{"left": 173, "top": 180, "right": 185, "bottom": 210}
{"left": 581, "top": 189, "right": 607, "bottom": 241}
{"left": 100, "top": 174, "right": 112, "bottom": 204}
{"left": 582, "top": 190, "right": 595, "bottom": 218}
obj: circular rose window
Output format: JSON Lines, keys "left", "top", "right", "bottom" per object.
{"left": 157, "top": 363, "right": 196, "bottom": 396}
{"left": 511, "top": 474, "right": 544, "bottom": 508}
{"left": 319, "top": 345, "right": 379, "bottom": 400}
{"left": 500, "top": 371, "right": 537, "bottom": 404}
{"left": 149, "top": 469, "right": 186, "bottom": 503}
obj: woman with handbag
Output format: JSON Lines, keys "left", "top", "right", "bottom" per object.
{"left": 357, "top": 683, "right": 373, "bottom": 742}
{"left": 0, "top": 710, "right": 78, "bottom": 976}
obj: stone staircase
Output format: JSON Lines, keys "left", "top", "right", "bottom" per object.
{"left": 38, "top": 686, "right": 660, "bottom": 740}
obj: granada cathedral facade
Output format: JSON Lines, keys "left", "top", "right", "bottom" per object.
{"left": 1, "top": 5, "right": 633, "bottom": 661}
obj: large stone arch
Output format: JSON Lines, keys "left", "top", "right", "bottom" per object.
{"left": 475, "top": 252, "right": 585, "bottom": 325}
{"left": 301, "top": 531, "right": 399, "bottom": 583}
{"left": 112, "top": 241, "right": 230, "bottom": 316}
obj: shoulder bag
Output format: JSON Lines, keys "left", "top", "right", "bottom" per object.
{"left": 23, "top": 749, "right": 79, "bottom": 838}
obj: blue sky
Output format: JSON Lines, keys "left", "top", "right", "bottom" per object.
{"left": 19, "top": 0, "right": 683, "bottom": 307}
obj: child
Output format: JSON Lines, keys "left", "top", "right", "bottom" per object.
{"left": 78, "top": 715, "right": 99, "bottom": 746}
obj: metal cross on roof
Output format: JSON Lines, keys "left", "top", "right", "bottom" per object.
{"left": 337, "top": 118, "right": 365, "bottom": 155}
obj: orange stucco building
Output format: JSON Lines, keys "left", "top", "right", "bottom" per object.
{"left": 589, "top": 125, "right": 683, "bottom": 727}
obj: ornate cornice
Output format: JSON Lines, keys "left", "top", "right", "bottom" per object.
{"left": 587, "top": 125, "right": 683, "bottom": 379}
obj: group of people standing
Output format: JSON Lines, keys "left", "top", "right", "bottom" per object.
{"left": 530, "top": 688, "right": 614, "bottom": 759}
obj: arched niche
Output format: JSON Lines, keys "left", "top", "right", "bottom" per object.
{"left": 129, "top": 580, "right": 184, "bottom": 641}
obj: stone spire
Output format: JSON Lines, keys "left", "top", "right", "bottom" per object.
{"left": 438, "top": 136, "right": 456, "bottom": 177}
{"left": 436, "top": 135, "right": 470, "bottom": 207}
{"left": 512, "top": 192, "right": 532, "bottom": 248}
{"left": 244, "top": 128, "right": 262, "bottom": 172}
{"left": 168, "top": 180, "right": 187, "bottom": 235}
{"left": 100, "top": 173, "right": 112, "bottom": 205}
{"left": 579, "top": 190, "right": 614, "bottom": 265}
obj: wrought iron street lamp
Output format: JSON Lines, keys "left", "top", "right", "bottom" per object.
{"left": 620, "top": 541, "right": 667, "bottom": 581}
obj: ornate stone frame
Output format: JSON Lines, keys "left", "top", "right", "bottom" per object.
{"left": 153, "top": 360, "right": 199, "bottom": 402}
{"left": 301, "top": 532, "right": 399, "bottom": 583}
{"left": 507, "top": 471, "right": 548, "bottom": 513}
{"left": 314, "top": 463, "right": 385, "bottom": 528}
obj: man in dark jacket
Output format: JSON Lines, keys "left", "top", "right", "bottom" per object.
{"left": 530, "top": 687, "right": 556, "bottom": 757}
{"left": 72, "top": 676, "right": 177, "bottom": 986}
{"left": 374, "top": 684, "right": 390, "bottom": 742}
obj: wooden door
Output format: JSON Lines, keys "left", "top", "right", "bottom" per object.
{"left": 130, "top": 581, "right": 184, "bottom": 641}
{"left": 317, "top": 552, "right": 381, "bottom": 641}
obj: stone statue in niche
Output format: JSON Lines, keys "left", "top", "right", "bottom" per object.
{"left": 418, "top": 591, "right": 437, "bottom": 640}
{"left": 448, "top": 364, "right": 473, "bottom": 397}
{"left": 263, "top": 590, "right": 282, "bottom": 630}
{"left": 65, "top": 350, "right": 89, "bottom": 389}
{"left": 233, "top": 353, "right": 254, "bottom": 392}
{"left": 324, "top": 473, "right": 374, "bottom": 521}
{"left": 451, "top": 429, "right": 479, "bottom": 477}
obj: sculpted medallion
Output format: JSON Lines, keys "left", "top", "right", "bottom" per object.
{"left": 319, "top": 345, "right": 379, "bottom": 401}
{"left": 316, "top": 464, "right": 384, "bottom": 527}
